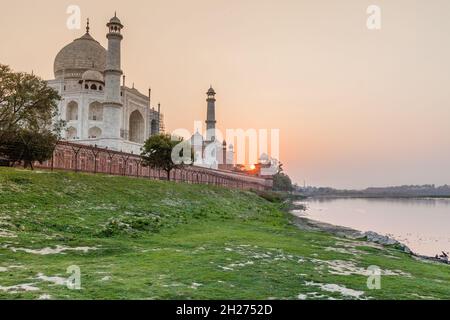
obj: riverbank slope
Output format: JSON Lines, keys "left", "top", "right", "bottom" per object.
{"left": 0, "top": 168, "right": 448, "bottom": 299}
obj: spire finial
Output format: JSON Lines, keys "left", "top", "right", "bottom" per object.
{"left": 115, "top": 11, "right": 117, "bottom": 17}
{"left": 86, "top": 18, "right": 90, "bottom": 34}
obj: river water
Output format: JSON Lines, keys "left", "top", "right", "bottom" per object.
{"left": 294, "top": 198, "right": 450, "bottom": 257}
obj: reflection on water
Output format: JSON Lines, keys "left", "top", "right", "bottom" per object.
{"left": 295, "top": 198, "right": 450, "bottom": 257}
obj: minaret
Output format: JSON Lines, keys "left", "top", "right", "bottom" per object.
{"left": 222, "top": 140, "right": 227, "bottom": 165}
{"left": 205, "top": 86, "right": 217, "bottom": 142}
{"left": 103, "top": 13, "right": 124, "bottom": 146}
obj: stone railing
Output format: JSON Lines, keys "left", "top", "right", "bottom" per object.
{"left": 33, "top": 141, "right": 273, "bottom": 191}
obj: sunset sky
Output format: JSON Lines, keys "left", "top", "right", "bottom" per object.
{"left": 1, "top": 0, "right": 450, "bottom": 188}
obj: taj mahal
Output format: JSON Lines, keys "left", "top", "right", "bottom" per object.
{"left": 48, "top": 14, "right": 165, "bottom": 155}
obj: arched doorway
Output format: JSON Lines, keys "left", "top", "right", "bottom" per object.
{"left": 67, "top": 127, "right": 77, "bottom": 140}
{"left": 89, "top": 102, "right": 103, "bottom": 121}
{"left": 129, "top": 110, "right": 145, "bottom": 143}
{"left": 66, "top": 101, "right": 78, "bottom": 121}
{"left": 88, "top": 127, "right": 102, "bottom": 139}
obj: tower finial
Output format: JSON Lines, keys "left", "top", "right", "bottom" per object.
{"left": 86, "top": 18, "right": 90, "bottom": 34}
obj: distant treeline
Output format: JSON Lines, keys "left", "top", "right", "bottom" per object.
{"left": 297, "top": 185, "right": 450, "bottom": 198}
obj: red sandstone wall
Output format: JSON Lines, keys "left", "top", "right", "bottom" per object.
{"left": 33, "top": 142, "right": 273, "bottom": 191}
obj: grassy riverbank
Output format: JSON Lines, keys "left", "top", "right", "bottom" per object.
{"left": 0, "top": 168, "right": 449, "bottom": 300}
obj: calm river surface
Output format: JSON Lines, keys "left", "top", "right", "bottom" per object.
{"left": 294, "top": 198, "right": 450, "bottom": 257}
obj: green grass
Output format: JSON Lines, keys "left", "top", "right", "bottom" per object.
{"left": 0, "top": 167, "right": 449, "bottom": 300}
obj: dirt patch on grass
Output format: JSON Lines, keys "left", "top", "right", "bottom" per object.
{"left": 7, "top": 245, "right": 98, "bottom": 255}
{"left": 305, "top": 281, "right": 365, "bottom": 299}
{"left": 0, "top": 283, "right": 40, "bottom": 293}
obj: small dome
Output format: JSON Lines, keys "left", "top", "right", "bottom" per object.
{"left": 207, "top": 86, "right": 216, "bottom": 95}
{"left": 109, "top": 16, "right": 122, "bottom": 25}
{"left": 82, "top": 70, "right": 104, "bottom": 82}
{"left": 107, "top": 13, "right": 123, "bottom": 28}
{"left": 54, "top": 33, "right": 106, "bottom": 79}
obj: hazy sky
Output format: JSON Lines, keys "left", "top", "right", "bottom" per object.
{"left": 1, "top": 0, "right": 450, "bottom": 188}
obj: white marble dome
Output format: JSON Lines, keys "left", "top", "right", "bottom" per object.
{"left": 54, "top": 33, "right": 106, "bottom": 79}
{"left": 82, "top": 70, "right": 104, "bottom": 83}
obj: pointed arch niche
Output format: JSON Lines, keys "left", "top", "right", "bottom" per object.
{"left": 66, "top": 101, "right": 78, "bottom": 121}
{"left": 129, "top": 110, "right": 145, "bottom": 143}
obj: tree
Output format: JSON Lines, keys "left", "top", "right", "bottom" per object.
{"left": 141, "top": 134, "right": 186, "bottom": 181}
{"left": 0, "top": 64, "right": 63, "bottom": 168}
{"left": 1, "top": 128, "right": 59, "bottom": 169}
{"left": 273, "top": 173, "right": 294, "bottom": 192}
{"left": 272, "top": 161, "right": 294, "bottom": 192}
